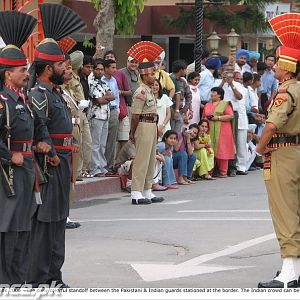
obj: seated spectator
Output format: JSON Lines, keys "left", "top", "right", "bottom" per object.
{"left": 187, "top": 72, "right": 201, "bottom": 125}
{"left": 202, "top": 87, "right": 235, "bottom": 177}
{"left": 173, "top": 124, "right": 198, "bottom": 184}
{"left": 152, "top": 79, "right": 173, "bottom": 141}
{"left": 156, "top": 130, "right": 178, "bottom": 189}
{"left": 193, "top": 119, "right": 215, "bottom": 180}
{"left": 152, "top": 151, "right": 168, "bottom": 191}
{"left": 246, "top": 124, "right": 258, "bottom": 171}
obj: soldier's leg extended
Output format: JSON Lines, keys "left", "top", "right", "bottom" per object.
{"left": 0, "top": 231, "right": 30, "bottom": 285}
{"left": 264, "top": 147, "right": 300, "bottom": 285}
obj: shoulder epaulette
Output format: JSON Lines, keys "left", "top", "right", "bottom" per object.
{"left": 278, "top": 87, "right": 288, "bottom": 93}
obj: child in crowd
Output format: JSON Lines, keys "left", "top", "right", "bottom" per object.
{"left": 193, "top": 119, "right": 215, "bottom": 180}
{"left": 156, "top": 130, "right": 179, "bottom": 189}
{"left": 173, "top": 123, "right": 198, "bottom": 185}
{"left": 187, "top": 72, "right": 201, "bottom": 125}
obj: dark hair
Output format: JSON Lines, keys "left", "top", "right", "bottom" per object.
{"left": 243, "top": 71, "right": 254, "bottom": 83}
{"left": 103, "top": 59, "right": 116, "bottom": 69}
{"left": 211, "top": 86, "right": 224, "bottom": 100}
{"left": 265, "top": 54, "right": 276, "bottom": 62}
{"left": 94, "top": 58, "right": 104, "bottom": 68}
{"left": 162, "top": 130, "right": 178, "bottom": 142}
{"left": 252, "top": 73, "right": 261, "bottom": 83}
{"left": 83, "top": 55, "right": 94, "bottom": 66}
{"left": 154, "top": 79, "right": 163, "bottom": 99}
{"left": 0, "top": 68, "right": 9, "bottom": 88}
{"left": 188, "top": 123, "right": 200, "bottom": 142}
{"left": 187, "top": 71, "right": 200, "bottom": 82}
{"left": 257, "top": 62, "right": 267, "bottom": 72}
{"left": 198, "top": 118, "right": 210, "bottom": 132}
{"left": 103, "top": 50, "right": 117, "bottom": 60}
{"left": 172, "top": 59, "right": 188, "bottom": 73}
{"left": 34, "top": 61, "right": 54, "bottom": 77}
{"left": 292, "top": 62, "right": 300, "bottom": 78}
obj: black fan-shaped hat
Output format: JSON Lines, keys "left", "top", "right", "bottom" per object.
{"left": 0, "top": 10, "right": 37, "bottom": 48}
{"left": 39, "top": 3, "right": 86, "bottom": 41}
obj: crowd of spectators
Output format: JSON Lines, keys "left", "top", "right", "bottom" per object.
{"left": 67, "top": 47, "right": 275, "bottom": 192}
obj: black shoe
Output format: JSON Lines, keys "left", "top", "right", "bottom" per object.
{"left": 151, "top": 197, "right": 165, "bottom": 203}
{"left": 258, "top": 279, "right": 298, "bottom": 288}
{"left": 237, "top": 171, "right": 248, "bottom": 175}
{"left": 66, "top": 221, "right": 81, "bottom": 229}
{"left": 132, "top": 198, "right": 152, "bottom": 205}
{"left": 258, "top": 271, "right": 298, "bottom": 288}
{"left": 248, "top": 166, "right": 257, "bottom": 171}
{"left": 229, "top": 170, "right": 236, "bottom": 177}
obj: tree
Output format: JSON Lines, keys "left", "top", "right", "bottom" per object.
{"left": 164, "top": 0, "right": 278, "bottom": 34}
{"left": 92, "top": 0, "right": 144, "bottom": 58}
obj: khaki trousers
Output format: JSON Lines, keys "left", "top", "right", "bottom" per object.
{"left": 132, "top": 122, "right": 157, "bottom": 191}
{"left": 265, "top": 146, "right": 300, "bottom": 257}
{"left": 81, "top": 113, "right": 92, "bottom": 172}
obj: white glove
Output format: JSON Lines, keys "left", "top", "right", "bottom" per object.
{"left": 78, "top": 100, "right": 90, "bottom": 110}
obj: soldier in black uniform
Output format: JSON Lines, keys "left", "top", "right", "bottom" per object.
{"left": 0, "top": 11, "right": 51, "bottom": 285}
{"left": 27, "top": 37, "right": 78, "bottom": 287}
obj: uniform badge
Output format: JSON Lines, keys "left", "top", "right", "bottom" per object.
{"left": 32, "top": 96, "right": 47, "bottom": 111}
{"left": 274, "top": 96, "right": 287, "bottom": 107}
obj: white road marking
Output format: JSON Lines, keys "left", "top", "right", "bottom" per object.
{"left": 177, "top": 209, "right": 270, "bottom": 213}
{"left": 159, "top": 200, "right": 193, "bottom": 205}
{"left": 77, "top": 218, "right": 272, "bottom": 223}
{"left": 130, "top": 233, "right": 276, "bottom": 282}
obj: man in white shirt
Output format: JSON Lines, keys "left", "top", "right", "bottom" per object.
{"left": 199, "top": 57, "right": 221, "bottom": 104}
{"left": 214, "top": 65, "right": 245, "bottom": 176}
{"left": 235, "top": 49, "right": 251, "bottom": 74}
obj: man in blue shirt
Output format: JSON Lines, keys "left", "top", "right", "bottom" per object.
{"left": 260, "top": 55, "right": 278, "bottom": 112}
{"left": 101, "top": 59, "right": 119, "bottom": 171}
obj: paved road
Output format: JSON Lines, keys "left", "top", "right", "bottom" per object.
{"left": 64, "top": 170, "right": 280, "bottom": 288}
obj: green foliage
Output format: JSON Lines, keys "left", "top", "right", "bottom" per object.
{"left": 91, "top": 0, "right": 101, "bottom": 11}
{"left": 83, "top": 37, "right": 95, "bottom": 49}
{"left": 92, "top": 0, "right": 145, "bottom": 35}
{"left": 115, "top": 0, "right": 145, "bottom": 35}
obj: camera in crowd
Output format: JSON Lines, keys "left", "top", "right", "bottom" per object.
{"left": 184, "top": 128, "right": 193, "bottom": 134}
{"left": 207, "top": 114, "right": 215, "bottom": 121}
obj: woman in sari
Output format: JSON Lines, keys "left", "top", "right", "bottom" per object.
{"left": 202, "top": 87, "right": 235, "bottom": 177}
{"left": 193, "top": 119, "right": 215, "bottom": 180}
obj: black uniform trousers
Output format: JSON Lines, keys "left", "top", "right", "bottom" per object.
{"left": 0, "top": 231, "right": 30, "bottom": 285}
{"left": 28, "top": 215, "right": 66, "bottom": 287}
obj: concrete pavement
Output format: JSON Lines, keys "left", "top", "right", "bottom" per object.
{"left": 64, "top": 170, "right": 280, "bottom": 288}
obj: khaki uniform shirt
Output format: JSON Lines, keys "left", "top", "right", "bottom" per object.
{"left": 67, "top": 72, "right": 85, "bottom": 101}
{"left": 131, "top": 83, "right": 157, "bottom": 115}
{"left": 267, "top": 78, "right": 300, "bottom": 136}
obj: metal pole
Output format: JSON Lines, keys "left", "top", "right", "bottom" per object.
{"left": 195, "top": 0, "right": 203, "bottom": 72}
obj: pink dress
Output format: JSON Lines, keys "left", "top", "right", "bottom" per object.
{"left": 203, "top": 102, "right": 235, "bottom": 160}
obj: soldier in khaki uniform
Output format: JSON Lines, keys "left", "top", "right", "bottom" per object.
{"left": 257, "top": 13, "right": 300, "bottom": 288}
{"left": 67, "top": 50, "right": 92, "bottom": 178}
{"left": 130, "top": 62, "right": 164, "bottom": 205}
